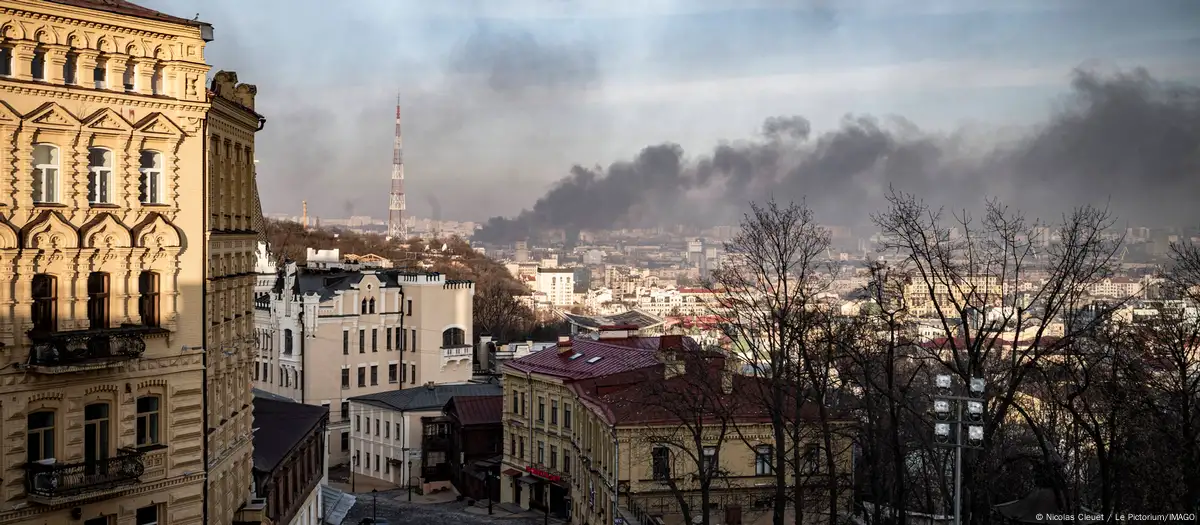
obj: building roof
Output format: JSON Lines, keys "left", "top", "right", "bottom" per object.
{"left": 560, "top": 309, "right": 664, "bottom": 331}
{"left": 251, "top": 397, "right": 328, "bottom": 473}
{"left": 46, "top": 0, "right": 206, "bottom": 27}
{"left": 251, "top": 388, "right": 292, "bottom": 402}
{"left": 349, "top": 383, "right": 502, "bottom": 413}
{"left": 444, "top": 395, "right": 503, "bottom": 426}
{"left": 321, "top": 485, "right": 357, "bottom": 525}
{"left": 502, "top": 335, "right": 699, "bottom": 381}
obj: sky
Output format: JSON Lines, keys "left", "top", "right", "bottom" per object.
{"left": 139, "top": 0, "right": 1200, "bottom": 225}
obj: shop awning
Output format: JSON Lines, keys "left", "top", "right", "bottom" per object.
{"left": 502, "top": 468, "right": 522, "bottom": 477}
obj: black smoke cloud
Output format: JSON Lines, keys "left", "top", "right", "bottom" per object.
{"left": 474, "top": 68, "right": 1200, "bottom": 243}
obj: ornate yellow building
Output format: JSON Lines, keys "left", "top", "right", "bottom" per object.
{"left": 0, "top": 1, "right": 262, "bottom": 524}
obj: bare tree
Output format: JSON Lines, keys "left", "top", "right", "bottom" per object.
{"left": 473, "top": 283, "right": 535, "bottom": 342}
{"left": 708, "top": 199, "right": 839, "bottom": 525}
{"left": 871, "top": 189, "right": 1122, "bottom": 524}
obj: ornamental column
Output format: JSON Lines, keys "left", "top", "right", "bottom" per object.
{"left": 42, "top": 44, "right": 68, "bottom": 85}
{"left": 10, "top": 42, "right": 35, "bottom": 82}
{"left": 74, "top": 50, "right": 99, "bottom": 88}
{"left": 133, "top": 57, "right": 157, "bottom": 95}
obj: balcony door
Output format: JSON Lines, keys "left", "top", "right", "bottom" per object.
{"left": 87, "top": 272, "right": 110, "bottom": 330}
{"left": 84, "top": 403, "right": 110, "bottom": 475}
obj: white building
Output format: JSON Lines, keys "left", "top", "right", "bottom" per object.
{"left": 535, "top": 267, "right": 576, "bottom": 307}
{"left": 348, "top": 382, "right": 502, "bottom": 490}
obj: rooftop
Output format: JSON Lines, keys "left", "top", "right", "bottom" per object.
{"left": 502, "top": 334, "right": 699, "bottom": 381}
{"left": 46, "top": 0, "right": 206, "bottom": 27}
{"left": 444, "top": 395, "right": 503, "bottom": 426}
{"left": 350, "top": 383, "right": 502, "bottom": 413}
{"left": 560, "top": 309, "right": 664, "bottom": 331}
{"left": 252, "top": 396, "right": 328, "bottom": 473}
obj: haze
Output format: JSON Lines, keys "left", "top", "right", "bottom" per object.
{"left": 139, "top": 0, "right": 1200, "bottom": 227}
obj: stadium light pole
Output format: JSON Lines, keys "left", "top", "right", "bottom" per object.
{"left": 933, "top": 374, "right": 986, "bottom": 525}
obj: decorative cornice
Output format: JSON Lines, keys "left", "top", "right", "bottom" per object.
{"left": 0, "top": 6, "right": 203, "bottom": 41}
{"left": 0, "top": 81, "right": 208, "bottom": 114}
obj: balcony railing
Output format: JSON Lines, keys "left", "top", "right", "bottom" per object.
{"left": 422, "top": 463, "right": 452, "bottom": 482}
{"left": 441, "top": 345, "right": 473, "bottom": 359}
{"left": 25, "top": 448, "right": 145, "bottom": 504}
{"left": 24, "top": 325, "right": 165, "bottom": 372}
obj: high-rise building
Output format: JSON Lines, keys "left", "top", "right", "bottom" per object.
{"left": 0, "top": 2, "right": 261, "bottom": 524}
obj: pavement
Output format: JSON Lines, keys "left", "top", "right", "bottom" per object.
{"left": 340, "top": 488, "right": 568, "bottom": 525}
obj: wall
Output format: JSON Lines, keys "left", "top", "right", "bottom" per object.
{"left": 348, "top": 401, "right": 441, "bottom": 488}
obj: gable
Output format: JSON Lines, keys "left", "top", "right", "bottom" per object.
{"left": 23, "top": 102, "right": 81, "bottom": 129}
{"left": 0, "top": 100, "right": 21, "bottom": 127}
{"left": 80, "top": 213, "right": 133, "bottom": 249}
{"left": 134, "top": 112, "right": 185, "bottom": 137}
{"left": 132, "top": 213, "right": 182, "bottom": 248}
{"left": 21, "top": 210, "right": 80, "bottom": 250}
{"left": 81, "top": 108, "right": 134, "bottom": 134}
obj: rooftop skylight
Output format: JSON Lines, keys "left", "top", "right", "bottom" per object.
{"left": 586, "top": 356, "right": 603, "bottom": 364}
{"left": 569, "top": 353, "right": 583, "bottom": 360}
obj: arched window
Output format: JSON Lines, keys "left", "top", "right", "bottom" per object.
{"left": 87, "top": 147, "right": 113, "bottom": 204}
{"left": 27, "top": 410, "right": 55, "bottom": 462}
{"left": 368, "top": 298, "right": 376, "bottom": 314}
{"left": 139, "top": 271, "right": 160, "bottom": 327}
{"left": 138, "top": 150, "right": 164, "bottom": 204}
{"left": 31, "top": 274, "right": 57, "bottom": 333}
{"left": 283, "top": 329, "right": 293, "bottom": 355}
{"left": 87, "top": 272, "right": 110, "bottom": 330}
{"left": 360, "top": 299, "right": 368, "bottom": 314}
{"left": 136, "top": 395, "right": 161, "bottom": 447}
{"left": 442, "top": 328, "right": 465, "bottom": 347}
{"left": 31, "top": 144, "right": 59, "bottom": 203}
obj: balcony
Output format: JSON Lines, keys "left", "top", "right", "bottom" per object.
{"left": 441, "top": 344, "right": 472, "bottom": 369}
{"left": 23, "top": 325, "right": 166, "bottom": 373}
{"left": 25, "top": 448, "right": 145, "bottom": 505}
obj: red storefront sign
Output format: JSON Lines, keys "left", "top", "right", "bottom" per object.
{"left": 525, "top": 466, "right": 561, "bottom": 482}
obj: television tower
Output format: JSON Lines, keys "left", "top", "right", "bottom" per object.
{"left": 387, "top": 95, "right": 407, "bottom": 239}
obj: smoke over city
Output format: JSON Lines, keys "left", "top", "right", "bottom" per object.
{"left": 475, "top": 68, "right": 1200, "bottom": 243}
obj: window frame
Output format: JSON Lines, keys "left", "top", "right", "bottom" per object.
{"left": 651, "top": 446, "right": 671, "bottom": 481}
{"left": 87, "top": 147, "right": 114, "bottom": 204}
{"left": 136, "top": 395, "right": 162, "bottom": 448}
{"left": 26, "top": 409, "right": 56, "bottom": 463}
{"left": 755, "top": 445, "right": 773, "bottom": 476}
{"left": 31, "top": 273, "right": 58, "bottom": 333}
{"left": 138, "top": 272, "right": 161, "bottom": 327}
{"left": 32, "top": 143, "right": 60, "bottom": 204}
{"left": 138, "top": 150, "right": 165, "bottom": 204}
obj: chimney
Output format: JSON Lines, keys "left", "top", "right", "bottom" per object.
{"left": 557, "top": 335, "right": 573, "bottom": 354}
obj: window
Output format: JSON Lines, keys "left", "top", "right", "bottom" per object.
{"left": 411, "top": 329, "right": 416, "bottom": 351}
{"left": 123, "top": 61, "right": 135, "bottom": 91}
{"left": 135, "top": 505, "right": 159, "bottom": 525}
{"left": 341, "top": 369, "right": 349, "bottom": 389}
{"left": 755, "top": 445, "right": 773, "bottom": 475}
{"left": 359, "top": 330, "right": 365, "bottom": 353}
{"left": 138, "top": 272, "right": 160, "bottom": 327}
{"left": 150, "top": 64, "right": 161, "bottom": 94}
{"left": 401, "top": 362, "right": 407, "bottom": 383}
{"left": 375, "top": 419, "right": 380, "bottom": 436}
{"left": 519, "top": 437, "right": 524, "bottom": 459}
{"left": 804, "top": 445, "right": 821, "bottom": 474}
{"left": 442, "top": 327, "right": 465, "bottom": 347}
{"left": 341, "top": 432, "right": 349, "bottom": 452}
{"left": 31, "top": 49, "right": 45, "bottom": 80}
{"left": 521, "top": 394, "right": 526, "bottom": 416}
{"left": 93, "top": 58, "right": 106, "bottom": 88}
{"left": 406, "top": 299, "right": 413, "bottom": 316}
{"left": 136, "top": 396, "right": 161, "bottom": 447}
{"left": 386, "top": 328, "right": 393, "bottom": 350}
{"left": 372, "top": 329, "right": 378, "bottom": 352}
{"left": 701, "top": 447, "right": 717, "bottom": 475}
{"left": 343, "top": 330, "right": 349, "bottom": 355}
{"left": 355, "top": 415, "right": 361, "bottom": 432}
{"left": 395, "top": 328, "right": 402, "bottom": 350}
{"left": 538, "top": 397, "right": 545, "bottom": 421}
{"left": 510, "top": 437, "right": 515, "bottom": 456}
{"left": 86, "top": 147, "right": 114, "bottom": 204}
{"left": 512, "top": 392, "right": 519, "bottom": 413}
{"left": 32, "top": 144, "right": 60, "bottom": 203}
{"left": 652, "top": 446, "right": 671, "bottom": 481}
{"left": 550, "top": 445, "right": 558, "bottom": 469}
{"left": 361, "top": 299, "right": 368, "bottom": 314}
{"left": 357, "top": 367, "right": 366, "bottom": 388}
{"left": 138, "top": 150, "right": 164, "bottom": 204}
{"left": 374, "top": 453, "right": 380, "bottom": 472}
{"left": 538, "top": 441, "right": 544, "bottom": 463}
{"left": 385, "top": 457, "right": 391, "bottom": 474}
{"left": 341, "top": 401, "right": 349, "bottom": 421}
{"left": 63, "top": 53, "right": 76, "bottom": 84}
{"left": 283, "top": 329, "right": 293, "bottom": 355}
{"left": 551, "top": 400, "right": 559, "bottom": 425}
{"left": 395, "top": 423, "right": 400, "bottom": 439}
{"left": 370, "top": 365, "right": 378, "bottom": 386}
{"left": 27, "top": 410, "right": 55, "bottom": 462}
{"left": 410, "top": 364, "right": 415, "bottom": 384}
{"left": 0, "top": 47, "right": 11, "bottom": 76}
{"left": 564, "top": 452, "right": 571, "bottom": 474}
{"left": 384, "top": 423, "right": 390, "bottom": 439}
{"left": 388, "top": 364, "right": 398, "bottom": 383}
{"left": 84, "top": 403, "right": 111, "bottom": 475}
{"left": 564, "top": 405, "right": 572, "bottom": 429}
{"left": 31, "top": 274, "right": 57, "bottom": 332}
{"left": 368, "top": 298, "right": 376, "bottom": 314}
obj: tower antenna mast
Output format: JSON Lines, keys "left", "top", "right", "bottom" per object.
{"left": 387, "top": 94, "right": 407, "bottom": 240}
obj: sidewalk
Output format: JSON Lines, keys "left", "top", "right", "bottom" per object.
{"left": 462, "top": 501, "right": 567, "bottom": 523}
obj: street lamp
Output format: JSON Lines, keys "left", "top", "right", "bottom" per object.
{"left": 932, "top": 374, "right": 987, "bottom": 525}
{"left": 371, "top": 489, "right": 378, "bottom": 522}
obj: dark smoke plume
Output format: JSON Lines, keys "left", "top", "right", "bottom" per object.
{"left": 474, "top": 68, "right": 1200, "bottom": 243}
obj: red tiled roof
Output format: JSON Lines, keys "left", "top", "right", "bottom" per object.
{"left": 46, "top": 0, "right": 205, "bottom": 27}
{"left": 501, "top": 335, "right": 700, "bottom": 381}
{"left": 445, "top": 395, "right": 502, "bottom": 426}
{"left": 678, "top": 287, "right": 717, "bottom": 294}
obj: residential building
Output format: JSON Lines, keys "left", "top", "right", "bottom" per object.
{"left": 443, "top": 395, "right": 504, "bottom": 502}
{"left": 347, "top": 383, "right": 501, "bottom": 492}
{"left": 0, "top": 1, "right": 258, "bottom": 524}
{"left": 247, "top": 393, "right": 329, "bottom": 525}
{"left": 253, "top": 246, "right": 475, "bottom": 466}
{"left": 535, "top": 267, "right": 575, "bottom": 307}
{"left": 501, "top": 332, "right": 854, "bottom": 525}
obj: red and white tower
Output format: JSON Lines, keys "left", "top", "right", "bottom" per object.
{"left": 387, "top": 95, "right": 407, "bottom": 239}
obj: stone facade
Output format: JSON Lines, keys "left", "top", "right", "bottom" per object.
{"left": 0, "top": 1, "right": 260, "bottom": 524}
